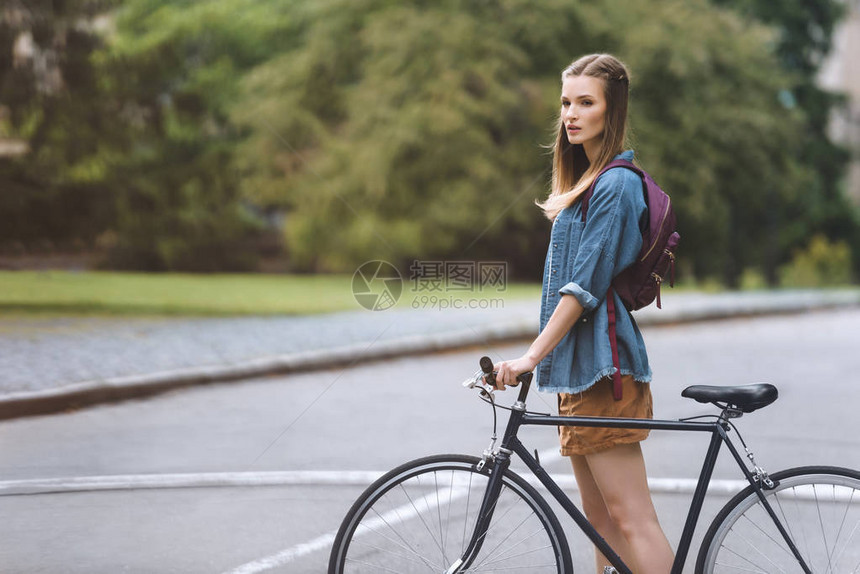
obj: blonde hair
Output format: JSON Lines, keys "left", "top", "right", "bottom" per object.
{"left": 538, "top": 54, "right": 631, "bottom": 220}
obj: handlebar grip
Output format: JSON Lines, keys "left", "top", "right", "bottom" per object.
{"left": 479, "top": 356, "right": 532, "bottom": 388}
{"left": 479, "top": 356, "right": 494, "bottom": 373}
{"left": 479, "top": 356, "right": 496, "bottom": 386}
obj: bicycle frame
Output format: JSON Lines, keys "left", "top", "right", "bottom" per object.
{"left": 456, "top": 378, "right": 811, "bottom": 574}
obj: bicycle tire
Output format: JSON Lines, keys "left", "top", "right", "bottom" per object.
{"left": 696, "top": 465, "right": 860, "bottom": 573}
{"left": 328, "top": 453, "right": 572, "bottom": 573}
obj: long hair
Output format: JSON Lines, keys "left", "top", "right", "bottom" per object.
{"left": 538, "top": 54, "right": 631, "bottom": 220}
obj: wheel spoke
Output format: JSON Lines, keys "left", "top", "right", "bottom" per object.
{"left": 726, "top": 521, "right": 789, "bottom": 574}
{"left": 344, "top": 555, "right": 425, "bottom": 574}
{"left": 349, "top": 537, "right": 437, "bottom": 571}
{"left": 827, "top": 485, "right": 853, "bottom": 566}
{"left": 476, "top": 537, "right": 555, "bottom": 570}
{"left": 738, "top": 509, "right": 796, "bottom": 562}
{"left": 363, "top": 494, "right": 444, "bottom": 571}
{"left": 469, "top": 510, "right": 545, "bottom": 571}
{"left": 716, "top": 542, "right": 774, "bottom": 573}
{"left": 362, "top": 503, "right": 450, "bottom": 567}
{"left": 772, "top": 490, "right": 799, "bottom": 558}
{"left": 813, "top": 484, "right": 835, "bottom": 573}
{"left": 833, "top": 497, "right": 860, "bottom": 567}
{"left": 461, "top": 470, "right": 475, "bottom": 552}
{"left": 398, "top": 479, "right": 451, "bottom": 564}
{"left": 479, "top": 527, "right": 554, "bottom": 566}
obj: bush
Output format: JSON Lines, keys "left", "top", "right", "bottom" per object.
{"left": 779, "top": 234, "right": 854, "bottom": 287}
{"left": 739, "top": 267, "right": 768, "bottom": 290}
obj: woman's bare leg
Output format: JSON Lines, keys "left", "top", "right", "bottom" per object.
{"left": 583, "top": 442, "right": 674, "bottom": 574}
{"left": 570, "top": 454, "right": 637, "bottom": 574}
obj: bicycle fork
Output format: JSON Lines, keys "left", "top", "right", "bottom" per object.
{"left": 443, "top": 450, "right": 511, "bottom": 574}
{"left": 446, "top": 385, "right": 532, "bottom": 573}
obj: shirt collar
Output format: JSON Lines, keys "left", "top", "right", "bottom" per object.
{"left": 614, "top": 150, "right": 635, "bottom": 162}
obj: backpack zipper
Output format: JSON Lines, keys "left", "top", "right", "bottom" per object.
{"left": 639, "top": 195, "right": 671, "bottom": 262}
{"left": 651, "top": 271, "right": 664, "bottom": 308}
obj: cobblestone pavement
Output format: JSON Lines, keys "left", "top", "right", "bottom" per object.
{"left": 1, "top": 290, "right": 858, "bottom": 402}
{"left": 0, "top": 302, "right": 537, "bottom": 396}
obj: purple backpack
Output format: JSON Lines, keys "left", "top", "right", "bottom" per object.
{"left": 581, "top": 158, "right": 680, "bottom": 310}
{"left": 581, "top": 159, "right": 680, "bottom": 400}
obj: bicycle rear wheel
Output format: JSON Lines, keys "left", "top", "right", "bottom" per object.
{"left": 696, "top": 466, "right": 860, "bottom": 573}
{"left": 328, "top": 454, "right": 571, "bottom": 573}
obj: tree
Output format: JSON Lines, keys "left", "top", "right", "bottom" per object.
{"left": 710, "top": 0, "right": 855, "bottom": 284}
{"left": 93, "top": 0, "right": 303, "bottom": 270}
{"left": 233, "top": 0, "right": 832, "bottom": 283}
{"left": 231, "top": 0, "right": 586, "bottom": 274}
{"left": 579, "top": 0, "right": 821, "bottom": 285}
{"left": 0, "top": 0, "right": 119, "bottom": 250}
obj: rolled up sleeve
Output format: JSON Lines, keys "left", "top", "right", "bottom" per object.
{"left": 559, "top": 169, "right": 645, "bottom": 313}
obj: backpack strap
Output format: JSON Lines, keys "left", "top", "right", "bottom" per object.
{"left": 606, "top": 288, "right": 624, "bottom": 401}
{"left": 580, "top": 159, "right": 642, "bottom": 223}
{"left": 580, "top": 158, "right": 641, "bottom": 402}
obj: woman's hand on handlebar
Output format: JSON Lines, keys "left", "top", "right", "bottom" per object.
{"left": 487, "top": 356, "right": 538, "bottom": 391}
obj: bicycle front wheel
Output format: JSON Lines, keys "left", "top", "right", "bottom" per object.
{"left": 696, "top": 466, "right": 860, "bottom": 573}
{"left": 328, "top": 454, "right": 571, "bottom": 573}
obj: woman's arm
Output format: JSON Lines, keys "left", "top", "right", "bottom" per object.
{"left": 492, "top": 294, "right": 584, "bottom": 389}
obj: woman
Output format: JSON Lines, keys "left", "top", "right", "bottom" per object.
{"left": 490, "top": 54, "right": 675, "bottom": 574}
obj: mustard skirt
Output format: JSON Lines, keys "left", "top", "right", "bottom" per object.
{"left": 557, "top": 374, "right": 653, "bottom": 456}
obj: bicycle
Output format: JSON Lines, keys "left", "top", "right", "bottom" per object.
{"left": 328, "top": 357, "right": 860, "bottom": 573}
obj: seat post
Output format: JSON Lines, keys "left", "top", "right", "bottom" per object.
{"left": 718, "top": 404, "right": 744, "bottom": 421}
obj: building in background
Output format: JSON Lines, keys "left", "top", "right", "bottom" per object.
{"left": 820, "top": 0, "right": 860, "bottom": 204}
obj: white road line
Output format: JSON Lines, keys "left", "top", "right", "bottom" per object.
{"left": 224, "top": 447, "right": 562, "bottom": 574}
{"left": 0, "top": 447, "right": 566, "bottom": 496}
{"left": 219, "top": 448, "right": 750, "bottom": 574}
{"left": 0, "top": 470, "right": 387, "bottom": 496}
{"left": 0, "top": 470, "right": 749, "bottom": 497}
{"left": 225, "top": 531, "right": 336, "bottom": 574}
{"left": 226, "top": 484, "right": 473, "bottom": 574}
{"left": 0, "top": 440, "right": 752, "bottom": 499}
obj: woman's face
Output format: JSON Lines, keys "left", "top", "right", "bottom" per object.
{"left": 560, "top": 75, "right": 606, "bottom": 158}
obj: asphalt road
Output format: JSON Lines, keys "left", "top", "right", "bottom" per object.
{"left": 1, "top": 309, "right": 859, "bottom": 573}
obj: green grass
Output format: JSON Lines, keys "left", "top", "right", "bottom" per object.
{"left": 0, "top": 271, "right": 541, "bottom": 317}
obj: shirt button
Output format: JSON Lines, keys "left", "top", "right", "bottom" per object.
{"left": 581, "top": 317, "right": 588, "bottom": 323}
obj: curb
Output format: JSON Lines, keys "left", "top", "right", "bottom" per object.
{"left": 1, "top": 289, "right": 858, "bottom": 420}
{"left": 0, "top": 322, "right": 534, "bottom": 421}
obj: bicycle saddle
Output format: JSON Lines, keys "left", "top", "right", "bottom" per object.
{"left": 681, "top": 383, "right": 778, "bottom": 413}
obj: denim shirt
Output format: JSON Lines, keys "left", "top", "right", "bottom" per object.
{"left": 535, "top": 150, "right": 652, "bottom": 394}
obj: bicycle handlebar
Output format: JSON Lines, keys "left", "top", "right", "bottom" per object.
{"left": 461, "top": 356, "right": 533, "bottom": 394}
